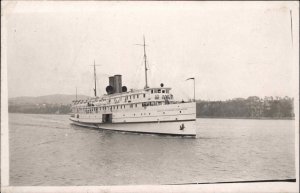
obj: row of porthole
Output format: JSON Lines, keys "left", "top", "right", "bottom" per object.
{"left": 78, "top": 110, "right": 182, "bottom": 117}
{"left": 121, "top": 111, "right": 182, "bottom": 117}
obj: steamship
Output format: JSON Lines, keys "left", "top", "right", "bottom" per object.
{"left": 69, "top": 38, "right": 196, "bottom": 137}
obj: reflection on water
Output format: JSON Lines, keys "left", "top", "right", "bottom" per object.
{"left": 9, "top": 113, "right": 295, "bottom": 185}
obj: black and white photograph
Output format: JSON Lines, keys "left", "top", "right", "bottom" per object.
{"left": 1, "top": 1, "right": 299, "bottom": 192}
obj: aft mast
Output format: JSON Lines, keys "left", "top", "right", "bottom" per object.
{"left": 143, "top": 36, "right": 149, "bottom": 89}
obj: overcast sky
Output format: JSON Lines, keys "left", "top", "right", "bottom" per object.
{"left": 3, "top": 1, "right": 299, "bottom": 100}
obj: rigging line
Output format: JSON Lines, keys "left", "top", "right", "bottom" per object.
{"left": 89, "top": 61, "right": 101, "bottom": 97}
{"left": 132, "top": 48, "right": 146, "bottom": 88}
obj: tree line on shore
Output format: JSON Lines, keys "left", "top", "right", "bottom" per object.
{"left": 9, "top": 96, "right": 294, "bottom": 119}
{"left": 196, "top": 96, "right": 294, "bottom": 119}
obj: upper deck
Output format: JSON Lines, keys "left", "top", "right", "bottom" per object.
{"left": 72, "top": 87, "right": 174, "bottom": 108}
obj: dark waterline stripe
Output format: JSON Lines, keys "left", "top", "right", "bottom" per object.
{"left": 98, "top": 128, "right": 196, "bottom": 137}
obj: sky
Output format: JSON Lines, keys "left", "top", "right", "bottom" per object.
{"left": 3, "top": 1, "right": 299, "bottom": 101}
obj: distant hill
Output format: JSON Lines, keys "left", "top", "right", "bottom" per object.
{"left": 9, "top": 94, "right": 90, "bottom": 105}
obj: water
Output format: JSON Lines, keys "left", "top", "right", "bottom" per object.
{"left": 9, "top": 113, "right": 295, "bottom": 186}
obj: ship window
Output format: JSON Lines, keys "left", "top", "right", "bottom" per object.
{"left": 133, "top": 95, "right": 135, "bottom": 99}
{"left": 180, "top": 111, "right": 182, "bottom": 113}
{"left": 162, "top": 90, "right": 165, "bottom": 93}
{"left": 143, "top": 94, "right": 145, "bottom": 98}
{"left": 158, "top": 89, "right": 161, "bottom": 93}
{"left": 137, "top": 94, "right": 139, "bottom": 98}
{"left": 135, "top": 104, "right": 137, "bottom": 107}
{"left": 151, "top": 90, "right": 153, "bottom": 94}
{"left": 130, "top": 104, "right": 133, "bottom": 108}
{"left": 166, "top": 90, "right": 169, "bottom": 93}
{"left": 134, "top": 114, "right": 135, "bottom": 116}
{"left": 130, "top": 95, "right": 131, "bottom": 99}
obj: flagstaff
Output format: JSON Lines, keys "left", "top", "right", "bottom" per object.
{"left": 186, "top": 77, "right": 195, "bottom": 102}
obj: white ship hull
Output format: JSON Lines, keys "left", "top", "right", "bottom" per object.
{"left": 70, "top": 102, "right": 197, "bottom": 137}
{"left": 70, "top": 119, "right": 196, "bottom": 137}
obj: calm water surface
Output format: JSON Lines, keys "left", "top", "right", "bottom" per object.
{"left": 9, "top": 113, "right": 295, "bottom": 185}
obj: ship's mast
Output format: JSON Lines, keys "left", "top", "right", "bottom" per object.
{"left": 143, "top": 36, "right": 149, "bottom": 89}
{"left": 93, "top": 60, "right": 97, "bottom": 97}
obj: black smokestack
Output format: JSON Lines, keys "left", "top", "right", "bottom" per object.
{"left": 106, "top": 76, "right": 115, "bottom": 94}
{"left": 114, "top": 75, "right": 122, "bottom": 93}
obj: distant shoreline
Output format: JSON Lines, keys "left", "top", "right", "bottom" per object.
{"left": 8, "top": 112, "right": 294, "bottom": 120}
